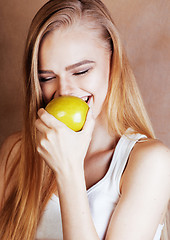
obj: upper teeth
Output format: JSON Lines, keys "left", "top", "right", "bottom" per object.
{"left": 82, "top": 96, "right": 89, "bottom": 102}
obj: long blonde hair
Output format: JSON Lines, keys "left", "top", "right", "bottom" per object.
{"left": 0, "top": 0, "right": 168, "bottom": 239}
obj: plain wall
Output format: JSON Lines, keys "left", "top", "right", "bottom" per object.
{"left": 0, "top": 0, "right": 169, "bottom": 237}
{"left": 0, "top": 0, "right": 170, "bottom": 149}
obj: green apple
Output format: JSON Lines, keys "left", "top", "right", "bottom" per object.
{"left": 45, "top": 96, "right": 89, "bottom": 132}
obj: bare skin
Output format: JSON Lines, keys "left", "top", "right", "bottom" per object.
{"left": 0, "top": 24, "right": 170, "bottom": 240}
{"left": 0, "top": 125, "right": 170, "bottom": 240}
{"left": 35, "top": 25, "right": 170, "bottom": 239}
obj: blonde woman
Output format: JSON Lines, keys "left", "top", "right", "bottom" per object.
{"left": 0, "top": 0, "right": 169, "bottom": 239}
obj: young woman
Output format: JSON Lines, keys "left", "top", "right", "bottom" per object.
{"left": 0, "top": 0, "right": 169, "bottom": 239}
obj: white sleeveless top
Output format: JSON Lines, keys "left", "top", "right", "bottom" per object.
{"left": 36, "top": 132, "right": 164, "bottom": 240}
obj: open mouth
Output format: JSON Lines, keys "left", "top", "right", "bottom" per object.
{"left": 81, "top": 95, "right": 92, "bottom": 105}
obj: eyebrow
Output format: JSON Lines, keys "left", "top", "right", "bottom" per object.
{"left": 38, "top": 60, "right": 95, "bottom": 74}
{"left": 38, "top": 70, "right": 54, "bottom": 74}
{"left": 65, "top": 60, "right": 95, "bottom": 71}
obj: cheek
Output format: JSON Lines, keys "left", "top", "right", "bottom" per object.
{"left": 94, "top": 66, "right": 110, "bottom": 99}
{"left": 40, "top": 81, "right": 59, "bottom": 103}
{"left": 93, "top": 65, "right": 110, "bottom": 115}
{"left": 88, "top": 73, "right": 109, "bottom": 117}
{"left": 95, "top": 81, "right": 108, "bottom": 108}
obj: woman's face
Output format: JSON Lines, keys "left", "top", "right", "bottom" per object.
{"left": 38, "top": 24, "right": 111, "bottom": 119}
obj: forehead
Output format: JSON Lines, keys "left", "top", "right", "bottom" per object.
{"left": 40, "top": 17, "right": 109, "bottom": 50}
{"left": 40, "top": 24, "right": 107, "bottom": 55}
{"left": 38, "top": 24, "right": 111, "bottom": 71}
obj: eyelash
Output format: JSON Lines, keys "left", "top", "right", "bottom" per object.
{"left": 39, "top": 77, "right": 55, "bottom": 82}
{"left": 39, "top": 68, "right": 90, "bottom": 82}
{"left": 73, "top": 69, "right": 89, "bottom": 76}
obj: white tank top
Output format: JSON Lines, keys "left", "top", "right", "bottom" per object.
{"left": 36, "top": 131, "right": 164, "bottom": 240}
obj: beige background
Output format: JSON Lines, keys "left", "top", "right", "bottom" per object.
{"left": 0, "top": 0, "right": 170, "bottom": 148}
{"left": 0, "top": 0, "right": 169, "bottom": 237}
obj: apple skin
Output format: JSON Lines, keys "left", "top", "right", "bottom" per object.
{"left": 45, "top": 96, "right": 89, "bottom": 132}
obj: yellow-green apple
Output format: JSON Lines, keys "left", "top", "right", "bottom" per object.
{"left": 45, "top": 96, "right": 89, "bottom": 131}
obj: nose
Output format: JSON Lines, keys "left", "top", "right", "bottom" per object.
{"left": 55, "top": 76, "right": 75, "bottom": 97}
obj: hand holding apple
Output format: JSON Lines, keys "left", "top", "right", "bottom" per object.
{"left": 35, "top": 97, "right": 94, "bottom": 175}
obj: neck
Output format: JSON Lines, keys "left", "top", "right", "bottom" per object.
{"left": 86, "top": 110, "right": 120, "bottom": 159}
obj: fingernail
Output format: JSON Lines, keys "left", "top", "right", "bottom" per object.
{"left": 38, "top": 108, "right": 45, "bottom": 116}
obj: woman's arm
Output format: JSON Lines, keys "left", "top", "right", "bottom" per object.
{"left": 35, "top": 108, "right": 99, "bottom": 240}
{"left": 35, "top": 109, "right": 170, "bottom": 240}
{"left": 105, "top": 139, "right": 170, "bottom": 240}
{"left": 56, "top": 139, "right": 170, "bottom": 240}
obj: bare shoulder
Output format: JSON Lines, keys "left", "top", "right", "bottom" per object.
{"left": 121, "top": 138, "right": 170, "bottom": 198}
{"left": 131, "top": 138, "right": 170, "bottom": 170}
{"left": 106, "top": 139, "right": 170, "bottom": 239}
{"left": 0, "top": 132, "right": 22, "bottom": 208}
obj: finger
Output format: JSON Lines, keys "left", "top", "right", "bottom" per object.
{"left": 38, "top": 108, "right": 66, "bottom": 129}
{"left": 35, "top": 118, "right": 50, "bottom": 133}
{"left": 36, "top": 138, "right": 49, "bottom": 159}
{"left": 36, "top": 130, "right": 51, "bottom": 154}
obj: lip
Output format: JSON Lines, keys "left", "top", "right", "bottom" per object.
{"left": 61, "top": 94, "right": 93, "bottom": 106}
{"left": 80, "top": 95, "right": 93, "bottom": 106}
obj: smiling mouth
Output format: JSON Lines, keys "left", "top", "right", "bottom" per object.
{"left": 81, "top": 95, "right": 92, "bottom": 105}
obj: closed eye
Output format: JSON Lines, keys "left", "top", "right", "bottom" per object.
{"left": 39, "top": 76, "right": 56, "bottom": 82}
{"left": 73, "top": 69, "right": 89, "bottom": 76}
